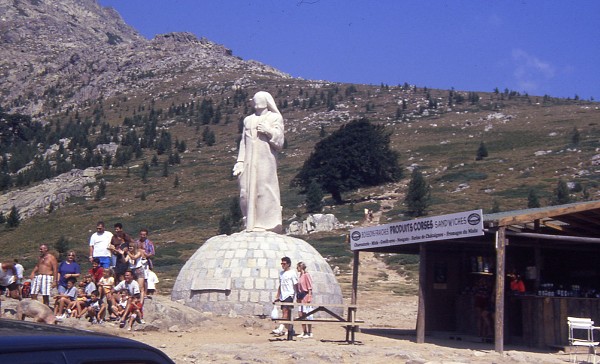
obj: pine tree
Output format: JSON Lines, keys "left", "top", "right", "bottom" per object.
{"left": 491, "top": 199, "right": 501, "bottom": 213}
{"left": 228, "top": 197, "right": 243, "bottom": 231}
{"left": 202, "top": 127, "right": 216, "bottom": 146}
{"left": 582, "top": 185, "right": 590, "bottom": 200}
{"left": 173, "top": 175, "right": 179, "bottom": 188}
{"left": 218, "top": 215, "right": 233, "bottom": 235}
{"left": 527, "top": 189, "right": 541, "bottom": 208}
{"left": 6, "top": 205, "right": 20, "bottom": 228}
{"left": 94, "top": 180, "right": 106, "bottom": 201}
{"left": 570, "top": 127, "right": 581, "bottom": 145}
{"left": 55, "top": 236, "right": 70, "bottom": 261}
{"left": 162, "top": 161, "right": 169, "bottom": 177}
{"left": 305, "top": 180, "right": 324, "bottom": 213}
{"left": 404, "top": 168, "right": 431, "bottom": 217}
{"left": 476, "top": 141, "right": 488, "bottom": 160}
{"left": 293, "top": 118, "right": 402, "bottom": 203}
{"left": 141, "top": 161, "right": 150, "bottom": 182}
{"left": 551, "top": 179, "right": 571, "bottom": 205}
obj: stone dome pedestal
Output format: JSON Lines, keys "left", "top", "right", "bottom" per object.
{"left": 171, "top": 231, "right": 344, "bottom": 316}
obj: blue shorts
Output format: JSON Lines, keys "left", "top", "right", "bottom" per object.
{"left": 96, "top": 257, "right": 111, "bottom": 269}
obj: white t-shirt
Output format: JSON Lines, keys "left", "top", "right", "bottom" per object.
{"left": 84, "top": 281, "right": 97, "bottom": 296}
{"left": 279, "top": 269, "right": 298, "bottom": 301}
{"left": 14, "top": 263, "right": 24, "bottom": 280}
{"left": 146, "top": 270, "right": 159, "bottom": 290}
{"left": 89, "top": 231, "right": 114, "bottom": 258}
{"left": 114, "top": 279, "right": 140, "bottom": 296}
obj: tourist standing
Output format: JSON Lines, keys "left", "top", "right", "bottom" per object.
{"left": 89, "top": 221, "right": 113, "bottom": 269}
{"left": 30, "top": 244, "right": 58, "bottom": 306}
{"left": 111, "top": 223, "right": 132, "bottom": 268}
{"left": 124, "top": 244, "right": 146, "bottom": 302}
{"left": 13, "top": 259, "right": 24, "bottom": 298}
{"left": 272, "top": 256, "right": 297, "bottom": 337}
{"left": 137, "top": 228, "right": 155, "bottom": 270}
{"left": 296, "top": 261, "right": 314, "bottom": 338}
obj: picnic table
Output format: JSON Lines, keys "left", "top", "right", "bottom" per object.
{"left": 272, "top": 302, "right": 362, "bottom": 343}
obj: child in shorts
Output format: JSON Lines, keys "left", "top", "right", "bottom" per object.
{"left": 82, "top": 290, "right": 106, "bottom": 324}
{"left": 127, "top": 295, "right": 144, "bottom": 331}
{"left": 98, "top": 268, "right": 114, "bottom": 301}
{"left": 70, "top": 287, "right": 87, "bottom": 318}
{"left": 110, "top": 289, "right": 128, "bottom": 321}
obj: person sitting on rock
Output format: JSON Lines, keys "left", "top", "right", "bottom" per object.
{"left": 111, "top": 270, "right": 140, "bottom": 328}
{"left": 54, "top": 277, "right": 77, "bottom": 320}
{"left": 80, "top": 290, "right": 106, "bottom": 324}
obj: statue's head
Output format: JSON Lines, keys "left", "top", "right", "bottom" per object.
{"left": 252, "top": 91, "right": 269, "bottom": 109}
{"left": 252, "top": 91, "right": 280, "bottom": 114}
{"left": 252, "top": 91, "right": 270, "bottom": 109}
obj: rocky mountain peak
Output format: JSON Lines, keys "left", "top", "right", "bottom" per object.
{"left": 0, "top": 0, "right": 288, "bottom": 117}
{"left": 0, "top": 0, "right": 141, "bottom": 46}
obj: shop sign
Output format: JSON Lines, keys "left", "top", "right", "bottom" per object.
{"left": 350, "top": 209, "right": 484, "bottom": 250}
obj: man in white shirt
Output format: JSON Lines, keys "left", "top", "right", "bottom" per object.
{"left": 272, "top": 256, "right": 298, "bottom": 337}
{"left": 89, "top": 221, "right": 113, "bottom": 269}
{"left": 112, "top": 270, "right": 141, "bottom": 328}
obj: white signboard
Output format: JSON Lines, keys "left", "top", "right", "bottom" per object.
{"left": 350, "top": 209, "right": 484, "bottom": 251}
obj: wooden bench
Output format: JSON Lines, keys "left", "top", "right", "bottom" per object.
{"left": 272, "top": 303, "right": 363, "bottom": 343}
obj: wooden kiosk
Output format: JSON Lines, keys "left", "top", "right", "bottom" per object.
{"left": 349, "top": 200, "right": 600, "bottom": 353}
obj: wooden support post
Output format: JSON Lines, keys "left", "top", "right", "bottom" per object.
{"left": 495, "top": 227, "right": 506, "bottom": 353}
{"left": 533, "top": 245, "right": 541, "bottom": 293}
{"left": 416, "top": 243, "right": 427, "bottom": 343}
{"left": 352, "top": 250, "right": 359, "bottom": 306}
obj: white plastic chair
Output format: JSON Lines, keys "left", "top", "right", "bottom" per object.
{"left": 568, "top": 317, "right": 599, "bottom": 363}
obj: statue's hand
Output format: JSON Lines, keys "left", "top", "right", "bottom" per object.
{"left": 232, "top": 161, "right": 244, "bottom": 176}
{"left": 256, "top": 122, "right": 272, "bottom": 138}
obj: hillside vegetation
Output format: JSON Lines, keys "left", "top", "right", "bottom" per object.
{"left": 2, "top": 84, "right": 598, "bottom": 292}
{"left": 0, "top": 0, "right": 599, "bottom": 292}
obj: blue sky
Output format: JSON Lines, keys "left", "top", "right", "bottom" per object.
{"left": 98, "top": 0, "right": 599, "bottom": 100}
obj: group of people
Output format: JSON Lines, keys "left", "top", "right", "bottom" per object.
{"left": 272, "top": 256, "right": 314, "bottom": 339}
{"left": 3, "top": 221, "right": 159, "bottom": 331}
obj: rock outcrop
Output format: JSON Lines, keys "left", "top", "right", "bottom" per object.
{"left": 286, "top": 213, "right": 345, "bottom": 235}
{"left": 0, "top": 167, "right": 102, "bottom": 219}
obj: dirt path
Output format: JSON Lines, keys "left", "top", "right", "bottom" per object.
{"left": 125, "top": 255, "right": 566, "bottom": 364}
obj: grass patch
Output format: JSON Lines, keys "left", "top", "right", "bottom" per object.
{"left": 381, "top": 253, "right": 420, "bottom": 282}
{"left": 437, "top": 169, "right": 488, "bottom": 183}
{"left": 303, "top": 233, "right": 353, "bottom": 272}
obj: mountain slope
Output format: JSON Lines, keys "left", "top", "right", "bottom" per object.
{"left": 1, "top": 0, "right": 599, "bottom": 290}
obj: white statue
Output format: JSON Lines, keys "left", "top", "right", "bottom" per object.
{"left": 233, "top": 91, "right": 284, "bottom": 233}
